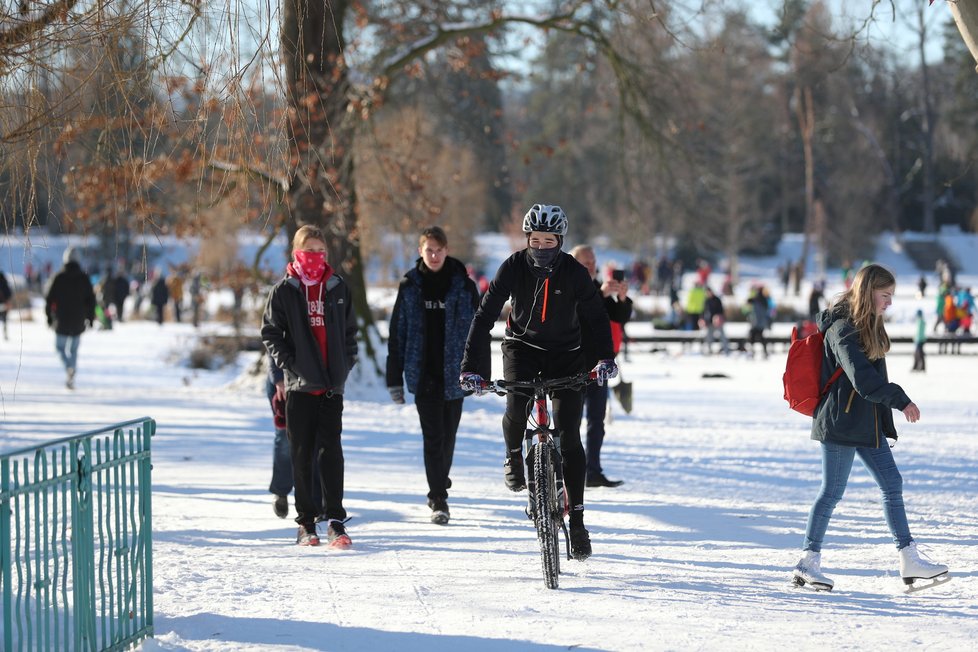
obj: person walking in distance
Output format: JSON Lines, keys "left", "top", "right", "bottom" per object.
{"left": 261, "top": 225, "right": 359, "bottom": 548}
{"left": 387, "top": 226, "right": 480, "bottom": 525}
{"left": 911, "top": 309, "right": 927, "bottom": 372}
{"left": 150, "top": 270, "right": 169, "bottom": 325}
{"left": 0, "top": 268, "right": 11, "bottom": 340}
{"left": 570, "top": 245, "right": 632, "bottom": 488}
{"left": 44, "top": 247, "right": 96, "bottom": 389}
{"left": 460, "top": 204, "right": 617, "bottom": 561}
{"left": 792, "top": 264, "right": 948, "bottom": 592}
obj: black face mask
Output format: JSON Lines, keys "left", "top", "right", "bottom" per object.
{"left": 527, "top": 246, "right": 560, "bottom": 269}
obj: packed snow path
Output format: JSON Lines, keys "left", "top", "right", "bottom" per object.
{"left": 2, "top": 316, "right": 977, "bottom": 651}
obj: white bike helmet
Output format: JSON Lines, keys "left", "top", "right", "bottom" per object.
{"left": 522, "top": 204, "right": 568, "bottom": 236}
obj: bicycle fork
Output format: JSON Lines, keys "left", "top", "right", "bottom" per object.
{"left": 523, "top": 397, "right": 569, "bottom": 520}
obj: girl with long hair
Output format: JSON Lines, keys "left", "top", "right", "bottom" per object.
{"left": 791, "top": 264, "right": 948, "bottom": 592}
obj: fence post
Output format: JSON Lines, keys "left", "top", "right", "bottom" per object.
{"left": 2, "top": 456, "right": 12, "bottom": 652}
{"left": 72, "top": 438, "right": 97, "bottom": 651}
{"left": 141, "top": 419, "right": 155, "bottom": 636}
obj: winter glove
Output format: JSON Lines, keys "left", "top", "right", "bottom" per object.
{"left": 271, "top": 394, "right": 287, "bottom": 429}
{"left": 591, "top": 359, "right": 619, "bottom": 386}
{"left": 459, "top": 372, "right": 489, "bottom": 396}
{"left": 388, "top": 386, "right": 405, "bottom": 404}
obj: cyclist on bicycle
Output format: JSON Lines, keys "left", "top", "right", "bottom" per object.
{"left": 460, "top": 203, "right": 618, "bottom": 560}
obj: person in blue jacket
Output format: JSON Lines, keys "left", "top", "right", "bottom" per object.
{"left": 386, "top": 226, "right": 480, "bottom": 525}
{"left": 792, "top": 263, "right": 948, "bottom": 592}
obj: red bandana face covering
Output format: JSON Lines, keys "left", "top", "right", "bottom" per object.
{"left": 293, "top": 250, "right": 326, "bottom": 285}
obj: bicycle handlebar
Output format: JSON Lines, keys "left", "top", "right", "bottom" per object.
{"left": 486, "top": 371, "right": 597, "bottom": 397}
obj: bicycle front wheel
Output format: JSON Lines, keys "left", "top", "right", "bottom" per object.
{"left": 533, "top": 441, "right": 561, "bottom": 589}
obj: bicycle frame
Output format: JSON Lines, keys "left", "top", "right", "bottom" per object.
{"left": 487, "top": 372, "right": 595, "bottom": 588}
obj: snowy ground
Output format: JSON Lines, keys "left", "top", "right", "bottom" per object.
{"left": 2, "top": 293, "right": 977, "bottom": 650}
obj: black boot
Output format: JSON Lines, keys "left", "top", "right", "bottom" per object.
{"left": 503, "top": 449, "right": 526, "bottom": 492}
{"left": 570, "top": 523, "right": 592, "bottom": 561}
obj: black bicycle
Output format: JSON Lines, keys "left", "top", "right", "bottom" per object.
{"left": 486, "top": 372, "right": 596, "bottom": 589}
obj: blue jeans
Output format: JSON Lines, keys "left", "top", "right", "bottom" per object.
{"left": 266, "top": 377, "right": 293, "bottom": 496}
{"left": 55, "top": 334, "right": 80, "bottom": 371}
{"left": 804, "top": 441, "right": 912, "bottom": 552}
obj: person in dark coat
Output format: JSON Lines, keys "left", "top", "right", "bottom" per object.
{"left": 386, "top": 226, "right": 480, "bottom": 525}
{"left": 112, "top": 269, "right": 130, "bottom": 321}
{"left": 0, "top": 269, "right": 11, "bottom": 340}
{"left": 261, "top": 225, "right": 358, "bottom": 548}
{"left": 791, "top": 263, "right": 947, "bottom": 592}
{"left": 570, "top": 245, "right": 632, "bottom": 488}
{"left": 44, "top": 247, "right": 96, "bottom": 389}
{"left": 460, "top": 204, "right": 617, "bottom": 562}
{"left": 150, "top": 271, "right": 169, "bottom": 325}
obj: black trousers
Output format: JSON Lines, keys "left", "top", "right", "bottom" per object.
{"left": 501, "top": 340, "right": 587, "bottom": 515}
{"left": 913, "top": 343, "right": 926, "bottom": 371}
{"left": 584, "top": 381, "right": 610, "bottom": 477}
{"left": 286, "top": 391, "right": 346, "bottom": 525}
{"left": 748, "top": 327, "right": 767, "bottom": 355}
{"left": 415, "top": 382, "right": 462, "bottom": 502}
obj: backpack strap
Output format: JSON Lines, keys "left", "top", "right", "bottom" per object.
{"left": 820, "top": 367, "right": 844, "bottom": 397}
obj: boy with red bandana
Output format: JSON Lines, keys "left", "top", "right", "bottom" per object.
{"left": 261, "top": 225, "right": 359, "bottom": 547}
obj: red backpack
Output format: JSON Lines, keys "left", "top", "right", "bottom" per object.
{"left": 783, "top": 325, "right": 844, "bottom": 416}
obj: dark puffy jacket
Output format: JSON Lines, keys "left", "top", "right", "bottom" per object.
{"left": 261, "top": 274, "right": 358, "bottom": 395}
{"left": 462, "top": 249, "right": 613, "bottom": 379}
{"left": 44, "top": 262, "right": 96, "bottom": 336}
{"left": 811, "top": 307, "right": 911, "bottom": 447}
{"left": 0, "top": 272, "right": 11, "bottom": 304}
{"left": 386, "top": 257, "right": 479, "bottom": 400}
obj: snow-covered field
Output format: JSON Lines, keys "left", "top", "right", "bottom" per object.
{"left": 2, "top": 285, "right": 977, "bottom": 650}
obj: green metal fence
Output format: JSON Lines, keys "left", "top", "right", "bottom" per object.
{"left": 1, "top": 417, "right": 155, "bottom": 651}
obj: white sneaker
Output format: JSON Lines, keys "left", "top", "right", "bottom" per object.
{"left": 792, "top": 550, "right": 834, "bottom": 591}
{"left": 899, "top": 542, "right": 948, "bottom": 582}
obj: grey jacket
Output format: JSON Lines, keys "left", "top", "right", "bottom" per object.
{"left": 811, "top": 307, "right": 911, "bottom": 447}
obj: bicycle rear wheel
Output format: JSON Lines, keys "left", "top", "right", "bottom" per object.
{"left": 533, "top": 441, "right": 561, "bottom": 589}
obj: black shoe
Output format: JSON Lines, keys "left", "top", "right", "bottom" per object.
{"left": 504, "top": 454, "right": 526, "bottom": 492}
{"left": 273, "top": 494, "right": 288, "bottom": 518}
{"left": 427, "top": 498, "right": 450, "bottom": 525}
{"left": 586, "top": 473, "right": 624, "bottom": 488}
{"left": 570, "top": 524, "right": 592, "bottom": 561}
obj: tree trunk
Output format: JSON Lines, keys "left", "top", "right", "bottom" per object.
{"left": 794, "top": 85, "right": 815, "bottom": 284}
{"left": 281, "top": 0, "right": 378, "bottom": 359}
{"left": 917, "top": 6, "right": 937, "bottom": 234}
{"left": 948, "top": 0, "right": 978, "bottom": 72}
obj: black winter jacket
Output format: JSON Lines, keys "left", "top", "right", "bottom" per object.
{"left": 261, "top": 274, "right": 358, "bottom": 395}
{"left": 45, "top": 262, "right": 96, "bottom": 336}
{"left": 811, "top": 307, "right": 911, "bottom": 447}
{"left": 461, "top": 249, "right": 613, "bottom": 379}
{"left": 579, "top": 279, "right": 633, "bottom": 368}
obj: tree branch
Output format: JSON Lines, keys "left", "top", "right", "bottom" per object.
{"left": 0, "top": 0, "right": 81, "bottom": 55}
